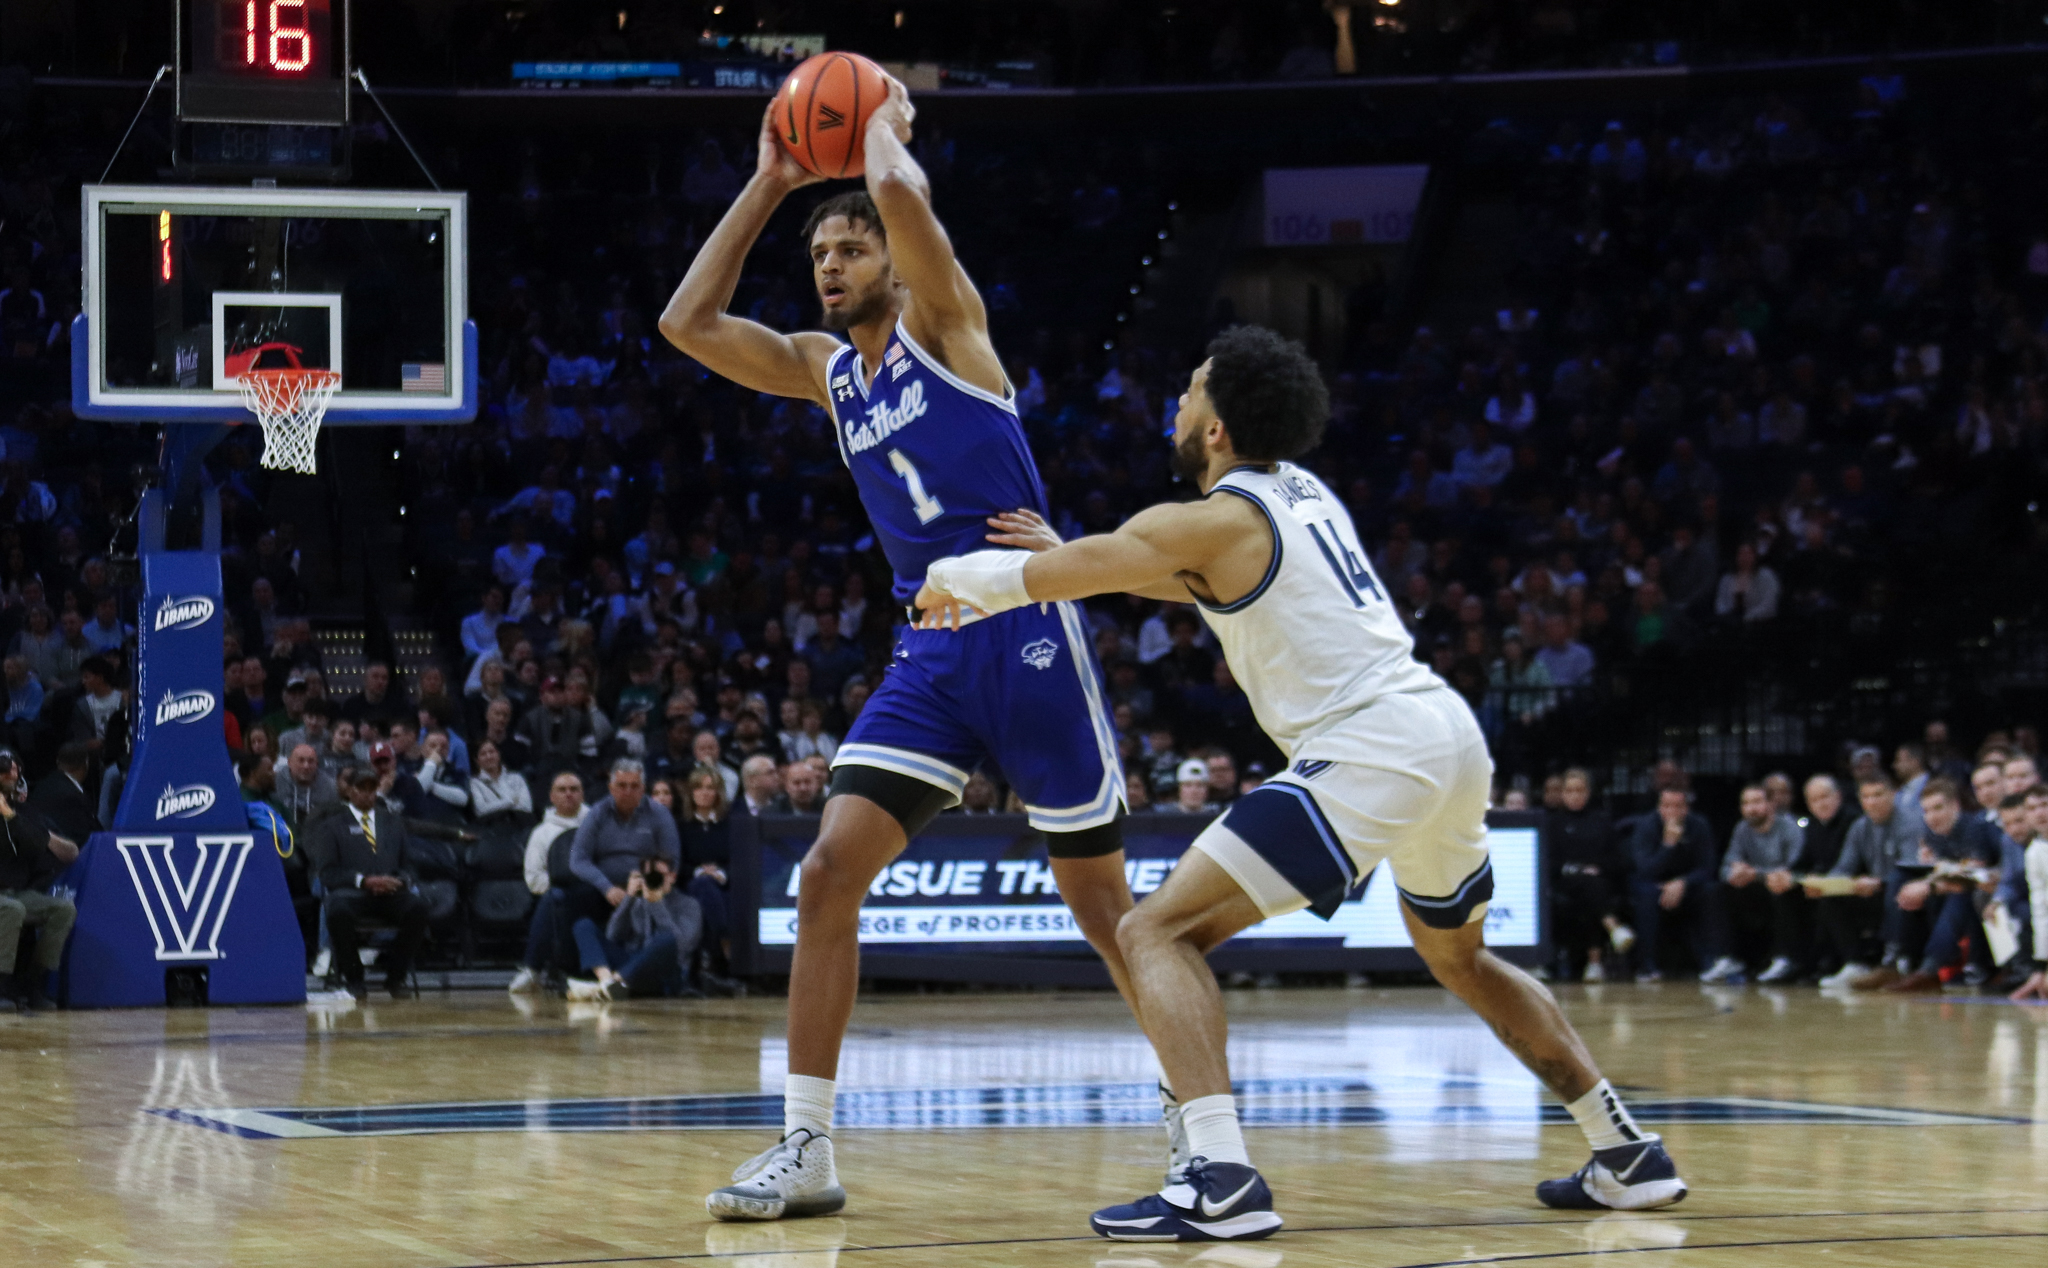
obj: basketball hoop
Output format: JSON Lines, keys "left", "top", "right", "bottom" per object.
{"left": 237, "top": 367, "right": 340, "bottom": 474}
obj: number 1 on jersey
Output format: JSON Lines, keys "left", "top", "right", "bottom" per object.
{"left": 889, "top": 448, "right": 945, "bottom": 524}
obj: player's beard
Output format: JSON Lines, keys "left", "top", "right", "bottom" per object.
{"left": 1169, "top": 425, "right": 1208, "bottom": 481}
{"left": 820, "top": 280, "right": 891, "bottom": 332}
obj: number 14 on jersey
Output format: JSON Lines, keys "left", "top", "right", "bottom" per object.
{"left": 1307, "top": 517, "right": 1384, "bottom": 607}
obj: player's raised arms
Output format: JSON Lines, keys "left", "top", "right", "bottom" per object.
{"left": 658, "top": 100, "right": 842, "bottom": 405}
{"left": 858, "top": 80, "right": 1005, "bottom": 398}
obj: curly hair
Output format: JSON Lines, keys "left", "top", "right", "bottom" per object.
{"left": 1203, "top": 325, "right": 1329, "bottom": 462}
{"left": 802, "top": 190, "right": 886, "bottom": 243}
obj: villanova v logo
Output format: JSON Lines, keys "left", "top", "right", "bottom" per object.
{"left": 115, "top": 836, "right": 256, "bottom": 962}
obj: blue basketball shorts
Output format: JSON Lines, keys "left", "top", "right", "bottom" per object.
{"left": 1190, "top": 687, "right": 1495, "bottom": 926}
{"left": 833, "top": 600, "right": 1126, "bottom": 833}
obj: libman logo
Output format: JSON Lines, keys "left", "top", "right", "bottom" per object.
{"left": 153, "top": 595, "right": 215, "bottom": 632}
{"left": 155, "top": 689, "right": 217, "bottom": 726}
{"left": 155, "top": 783, "right": 217, "bottom": 820}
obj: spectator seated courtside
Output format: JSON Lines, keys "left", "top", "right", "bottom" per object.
{"left": 1805, "top": 775, "right": 1902, "bottom": 986}
{"left": 1628, "top": 786, "right": 1721, "bottom": 981}
{"left": 678, "top": 767, "right": 741, "bottom": 994}
{"left": 1713, "top": 783, "right": 1810, "bottom": 984}
{"left": 1853, "top": 778, "right": 2004, "bottom": 993}
{"left": 1547, "top": 768, "right": 1632, "bottom": 982}
{"left": 563, "top": 857, "right": 703, "bottom": 1001}
{"left": 508, "top": 770, "right": 588, "bottom": 995}
{"left": 0, "top": 748, "right": 76, "bottom": 1012}
{"left": 555, "top": 759, "right": 681, "bottom": 986}
{"left": 312, "top": 767, "right": 432, "bottom": 1000}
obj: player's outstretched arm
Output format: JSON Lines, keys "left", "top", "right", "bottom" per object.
{"left": 985, "top": 509, "right": 1191, "bottom": 602}
{"left": 917, "top": 500, "right": 1252, "bottom": 625}
{"left": 659, "top": 101, "right": 839, "bottom": 404}
{"left": 1021, "top": 502, "right": 1236, "bottom": 601}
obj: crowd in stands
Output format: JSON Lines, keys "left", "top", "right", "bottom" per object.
{"left": 1543, "top": 726, "right": 2048, "bottom": 997}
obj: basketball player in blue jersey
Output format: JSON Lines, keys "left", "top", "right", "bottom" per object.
{"left": 660, "top": 79, "right": 1151, "bottom": 1221}
{"left": 919, "top": 327, "right": 1687, "bottom": 1241}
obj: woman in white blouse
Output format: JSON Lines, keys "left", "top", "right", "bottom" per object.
{"left": 1714, "top": 541, "right": 1781, "bottom": 623}
{"left": 468, "top": 739, "right": 533, "bottom": 820}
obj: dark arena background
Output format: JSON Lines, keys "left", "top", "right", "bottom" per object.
{"left": 3, "top": 3, "right": 2048, "bottom": 1265}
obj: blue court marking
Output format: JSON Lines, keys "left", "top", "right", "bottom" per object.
{"left": 151, "top": 1076, "right": 2033, "bottom": 1139}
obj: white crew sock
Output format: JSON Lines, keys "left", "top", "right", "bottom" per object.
{"left": 1565, "top": 1079, "right": 1648, "bottom": 1151}
{"left": 1180, "top": 1093, "right": 1251, "bottom": 1167}
{"left": 784, "top": 1074, "right": 836, "bottom": 1138}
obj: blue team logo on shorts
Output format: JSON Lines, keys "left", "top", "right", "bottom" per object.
{"left": 1021, "top": 638, "right": 1060, "bottom": 670}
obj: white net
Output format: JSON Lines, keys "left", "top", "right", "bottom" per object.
{"left": 236, "top": 368, "right": 341, "bottom": 474}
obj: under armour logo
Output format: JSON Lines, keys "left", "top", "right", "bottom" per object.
{"left": 116, "top": 836, "right": 257, "bottom": 962}
{"left": 1021, "top": 638, "right": 1059, "bottom": 670}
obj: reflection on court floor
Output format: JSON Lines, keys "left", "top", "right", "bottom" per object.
{"left": 13, "top": 988, "right": 2048, "bottom": 1267}
{"left": 157, "top": 1077, "right": 2029, "bottom": 1139}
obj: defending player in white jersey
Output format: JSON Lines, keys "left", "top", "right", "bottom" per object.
{"left": 916, "top": 326, "right": 1687, "bottom": 1242}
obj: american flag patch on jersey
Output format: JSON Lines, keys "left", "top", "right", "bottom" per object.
{"left": 401, "top": 363, "right": 446, "bottom": 392}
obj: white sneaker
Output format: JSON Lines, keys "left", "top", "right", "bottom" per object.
{"left": 1820, "top": 962, "right": 1871, "bottom": 987}
{"left": 1755, "top": 957, "right": 1799, "bottom": 984}
{"left": 312, "top": 947, "right": 332, "bottom": 977}
{"left": 565, "top": 977, "right": 612, "bottom": 1002}
{"left": 507, "top": 966, "right": 541, "bottom": 995}
{"left": 1608, "top": 925, "right": 1637, "bottom": 955}
{"left": 1160, "top": 1081, "right": 1192, "bottom": 1184}
{"left": 1582, "top": 960, "right": 1607, "bottom": 983}
{"left": 1698, "top": 957, "right": 1747, "bottom": 984}
{"left": 707, "top": 1129, "right": 846, "bottom": 1221}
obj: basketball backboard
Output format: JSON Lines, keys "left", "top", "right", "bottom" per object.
{"left": 74, "top": 184, "right": 475, "bottom": 424}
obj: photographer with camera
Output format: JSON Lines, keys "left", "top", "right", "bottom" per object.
{"left": 564, "top": 856, "right": 703, "bottom": 1001}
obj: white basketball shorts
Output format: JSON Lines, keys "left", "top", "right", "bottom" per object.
{"left": 1189, "top": 686, "right": 1496, "bottom": 927}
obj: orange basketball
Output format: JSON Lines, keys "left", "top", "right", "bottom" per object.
{"left": 775, "top": 52, "right": 891, "bottom": 179}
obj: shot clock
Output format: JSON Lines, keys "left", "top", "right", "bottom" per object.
{"left": 177, "top": 0, "right": 349, "bottom": 126}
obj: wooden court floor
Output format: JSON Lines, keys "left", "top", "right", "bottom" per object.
{"left": 5, "top": 983, "right": 2047, "bottom": 1267}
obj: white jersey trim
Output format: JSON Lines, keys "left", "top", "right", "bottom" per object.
{"left": 1195, "top": 484, "right": 1284, "bottom": 614}
{"left": 825, "top": 343, "right": 856, "bottom": 468}
{"left": 895, "top": 319, "right": 1018, "bottom": 415}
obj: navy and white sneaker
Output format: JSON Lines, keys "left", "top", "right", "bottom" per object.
{"left": 1090, "top": 1158, "right": 1283, "bottom": 1242}
{"left": 1537, "top": 1136, "right": 1688, "bottom": 1211}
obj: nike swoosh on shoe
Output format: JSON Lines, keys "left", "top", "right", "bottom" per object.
{"left": 1200, "top": 1176, "right": 1260, "bottom": 1217}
